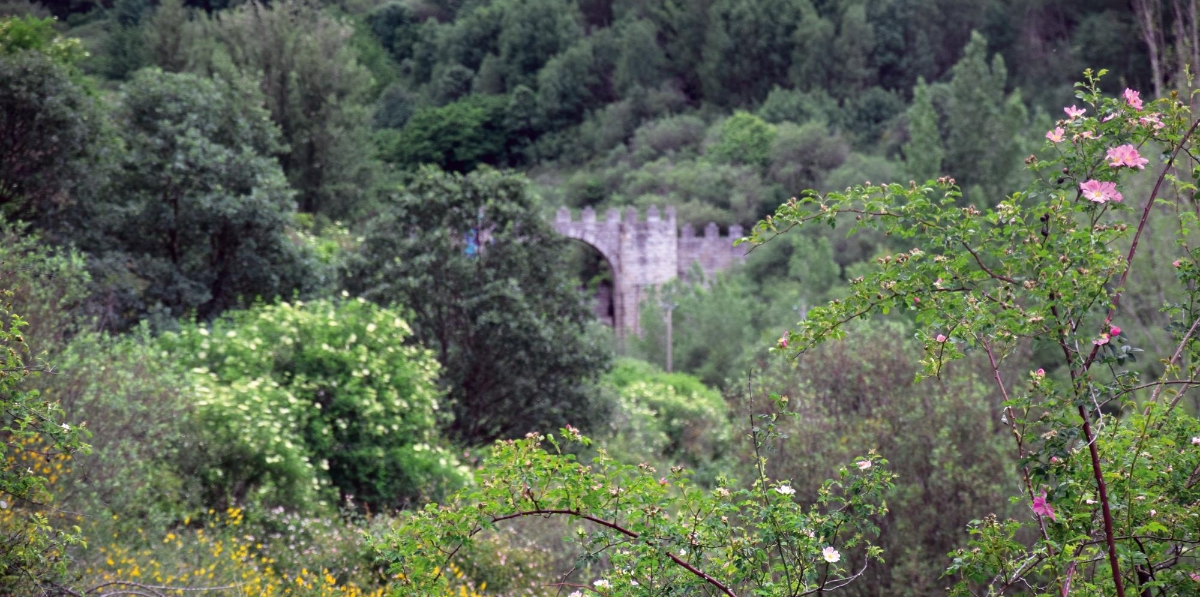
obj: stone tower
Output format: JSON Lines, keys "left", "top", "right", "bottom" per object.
{"left": 554, "top": 206, "right": 746, "bottom": 336}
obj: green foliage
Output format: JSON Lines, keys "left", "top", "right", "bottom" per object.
{"left": 495, "top": 0, "right": 582, "bottom": 88}
{"left": 903, "top": 76, "right": 944, "bottom": 182}
{"left": 843, "top": 85, "right": 903, "bottom": 144}
{"left": 787, "top": 1, "right": 876, "bottom": 99}
{"left": 821, "top": 152, "right": 907, "bottom": 192}
{"left": 431, "top": 63, "right": 475, "bottom": 105}
{"left": 756, "top": 85, "right": 837, "bottom": 126}
{"left": 635, "top": 277, "right": 758, "bottom": 388}
{"left": 618, "top": 157, "right": 774, "bottom": 226}
{"left": 612, "top": 18, "right": 664, "bottom": 96}
{"left": 0, "top": 218, "right": 90, "bottom": 354}
{"left": 159, "top": 298, "right": 465, "bottom": 511}
{"left": 0, "top": 278, "right": 89, "bottom": 593}
{"left": 365, "top": 1, "right": 419, "bottom": 64}
{"left": 43, "top": 329, "right": 200, "bottom": 523}
{"left": 345, "top": 167, "right": 611, "bottom": 444}
{"left": 0, "top": 46, "right": 110, "bottom": 225}
{"left": 93, "top": 68, "right": 310, "bottom": 325}
{"left": 598, "top": 358, "right": 731, "bottom": 476}
{"left": 944, "top": 31, "right": 1024, "bottom": 200}
{"left": 142, "top": 0, "right": 191, "bottom": 73}
{"left": 0, "top": 14, "right": 87, "bottom": 63}
{"left": 536, "top": 37, "right": 614, "bottom": 129}
{"left": 629, "top": 114, "right": 707, "bottom": 163}
{"left": 374, "top": 425, "right": 893, "bottom": 596}
{"left": 748, "top": 71, "right": 1200, "bottom": 595}
{"left": 768, "top": 121, "right": 850, "bottom": 194}
{"left": 388, "top": 94, "right": 510, "bottom": 171}
{"left": 97, "top": 0, "right": 150, "bottom": 80}
{"left": 349, "top": 17, "right": 400, "bottom": 97}
{"left": 194, "top": 0, "right": 379, "bottom": 218}
{"left": 707, "top": 111, "right": 777, "bottom": 169}
{"left": 373, "top": 82, "right": 416, "bottom": 129}
{"left": 740, "top": 228, "right": 840, "bottom": 302}
{"left": 750, "top": 322, "right": 1018, "bottom": 596}
{"left": 699, "top": 0, "right": 803, "bottom": 107}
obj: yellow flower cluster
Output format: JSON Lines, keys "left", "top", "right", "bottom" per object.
{"left": 79, "top": 509, "right": 383, "bottom": 597}
{"left": 0, "top": 434, "right": 74, "bottom": 526}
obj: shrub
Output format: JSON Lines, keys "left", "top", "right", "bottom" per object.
{"left": 746, "top": 322, "right": 1018, "bottom": 596}
{"left": 158, "top": 298, "right": 466, "bottom": 512}
{"left": 0, "top": 284, "right": 88, "bottom": 592}
{"left": 821, "top": 152, "right": 907, "bottom": 192}
{"left": 67, "top": 508, "right": 388, "bottom": 597}
{"left": 757, "top": 86, "right": 838, "bottom": 126}
{"left": 629, "top": 114, "right": 707, "bottom": 164}
{"left": 597, "top": 358, "right": 731, "bottom": 477}
{"left": 389, "top": 94, "right": 510, "bottom": 171}
{"left": 0, "top": 218, "right": 89, "bottom": 353}
{"left": 43, "top": 330, "right": 199, "bottom": 524}
{"left": 706, "top": 110, "right": 776, "bottom": 168}
{"left": 619, "top": 157, "right": 775, "bottom": 226}
{"left": 768, "top": 121, "right": 850, "bottom": 194}
{"left": 374, "top": 83, "right": 417, "bottom": 130}
{"left": 376, "top": 426, "right": 893, "bottom": 596}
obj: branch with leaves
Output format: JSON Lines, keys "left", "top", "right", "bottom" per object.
{"left": 373, "top": 417, "right": 893, "bottom": 597}
{"left": 745, "top": 69, "right": 1200, "bottom": 596}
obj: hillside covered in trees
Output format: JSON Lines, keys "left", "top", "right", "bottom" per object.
{"left": 4, "top": 0, "right": 1200, "bottom": 595}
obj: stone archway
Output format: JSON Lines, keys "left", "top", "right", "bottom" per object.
{"left": 554, "top": 206, "right": 746, "bottom": 336}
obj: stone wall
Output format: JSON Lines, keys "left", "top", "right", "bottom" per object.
{"left": 554, "top": 206, "right": 746, "bottom": 336}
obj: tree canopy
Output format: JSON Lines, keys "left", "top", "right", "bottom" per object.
{"left": 345, "top": 167, "right": 610, "bottom": 444}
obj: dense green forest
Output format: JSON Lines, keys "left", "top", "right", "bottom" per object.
{"left": 3, "top": 0, "right": 1200, "bottom": 595}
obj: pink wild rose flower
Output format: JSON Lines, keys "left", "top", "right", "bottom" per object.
{"left": 1110, "top": 325, "right": 1121, "bottom": 336}
{"left": 1032, "top": 490, "right": 1057, "bottom": 521}
{"left": 1046, "top": 127, "right": 1065, "bottom": 143}
{"left": 1123, "top": 88, "right": 1143, "bottom": 110}
{"left": 1079, "top": 179, "right": 1123, "bottom": 203}
{"left": 1106, "top": 144, "right": 1150, "bottom": 169}
{"left": 1093, "top": 333, "right": 1110, "bottom": 346}
{"left": 935, "top": 334, "right": 947, "bottom": 343}
{"left": 1064, "top": 105, "right": 1086, "bottom": 120}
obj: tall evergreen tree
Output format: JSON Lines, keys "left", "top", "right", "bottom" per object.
{"left": 613, "top": 18, "right": 665, "bottom": 96}
{"left": 944, "top": 31, "right": 1022, "bottom": 201}
{"left": 903, "top": 76, "right": 943, "bottom": 182}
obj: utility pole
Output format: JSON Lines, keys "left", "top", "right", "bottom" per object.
{"left": 662, "top": 296, "right": 678, "bottom": 372}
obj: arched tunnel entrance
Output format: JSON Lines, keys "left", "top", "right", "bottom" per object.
{"left": 564, "top": 240, "right": 618, "bottom": 329}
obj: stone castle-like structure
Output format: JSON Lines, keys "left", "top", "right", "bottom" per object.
{"left": 554, "top": 206, "right": 746, "bottom": 336}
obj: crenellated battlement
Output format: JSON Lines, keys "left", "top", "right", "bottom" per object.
{"left": 553, "top": 206, "right": 746, "bottom": 335}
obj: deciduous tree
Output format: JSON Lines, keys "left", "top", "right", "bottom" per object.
{"left": 345, "top": 167, "right": 610, "bottom": 444}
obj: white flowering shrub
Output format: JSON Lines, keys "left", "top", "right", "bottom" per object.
{"left": 159, "top": 298, "right": 468, "bottom": 511}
